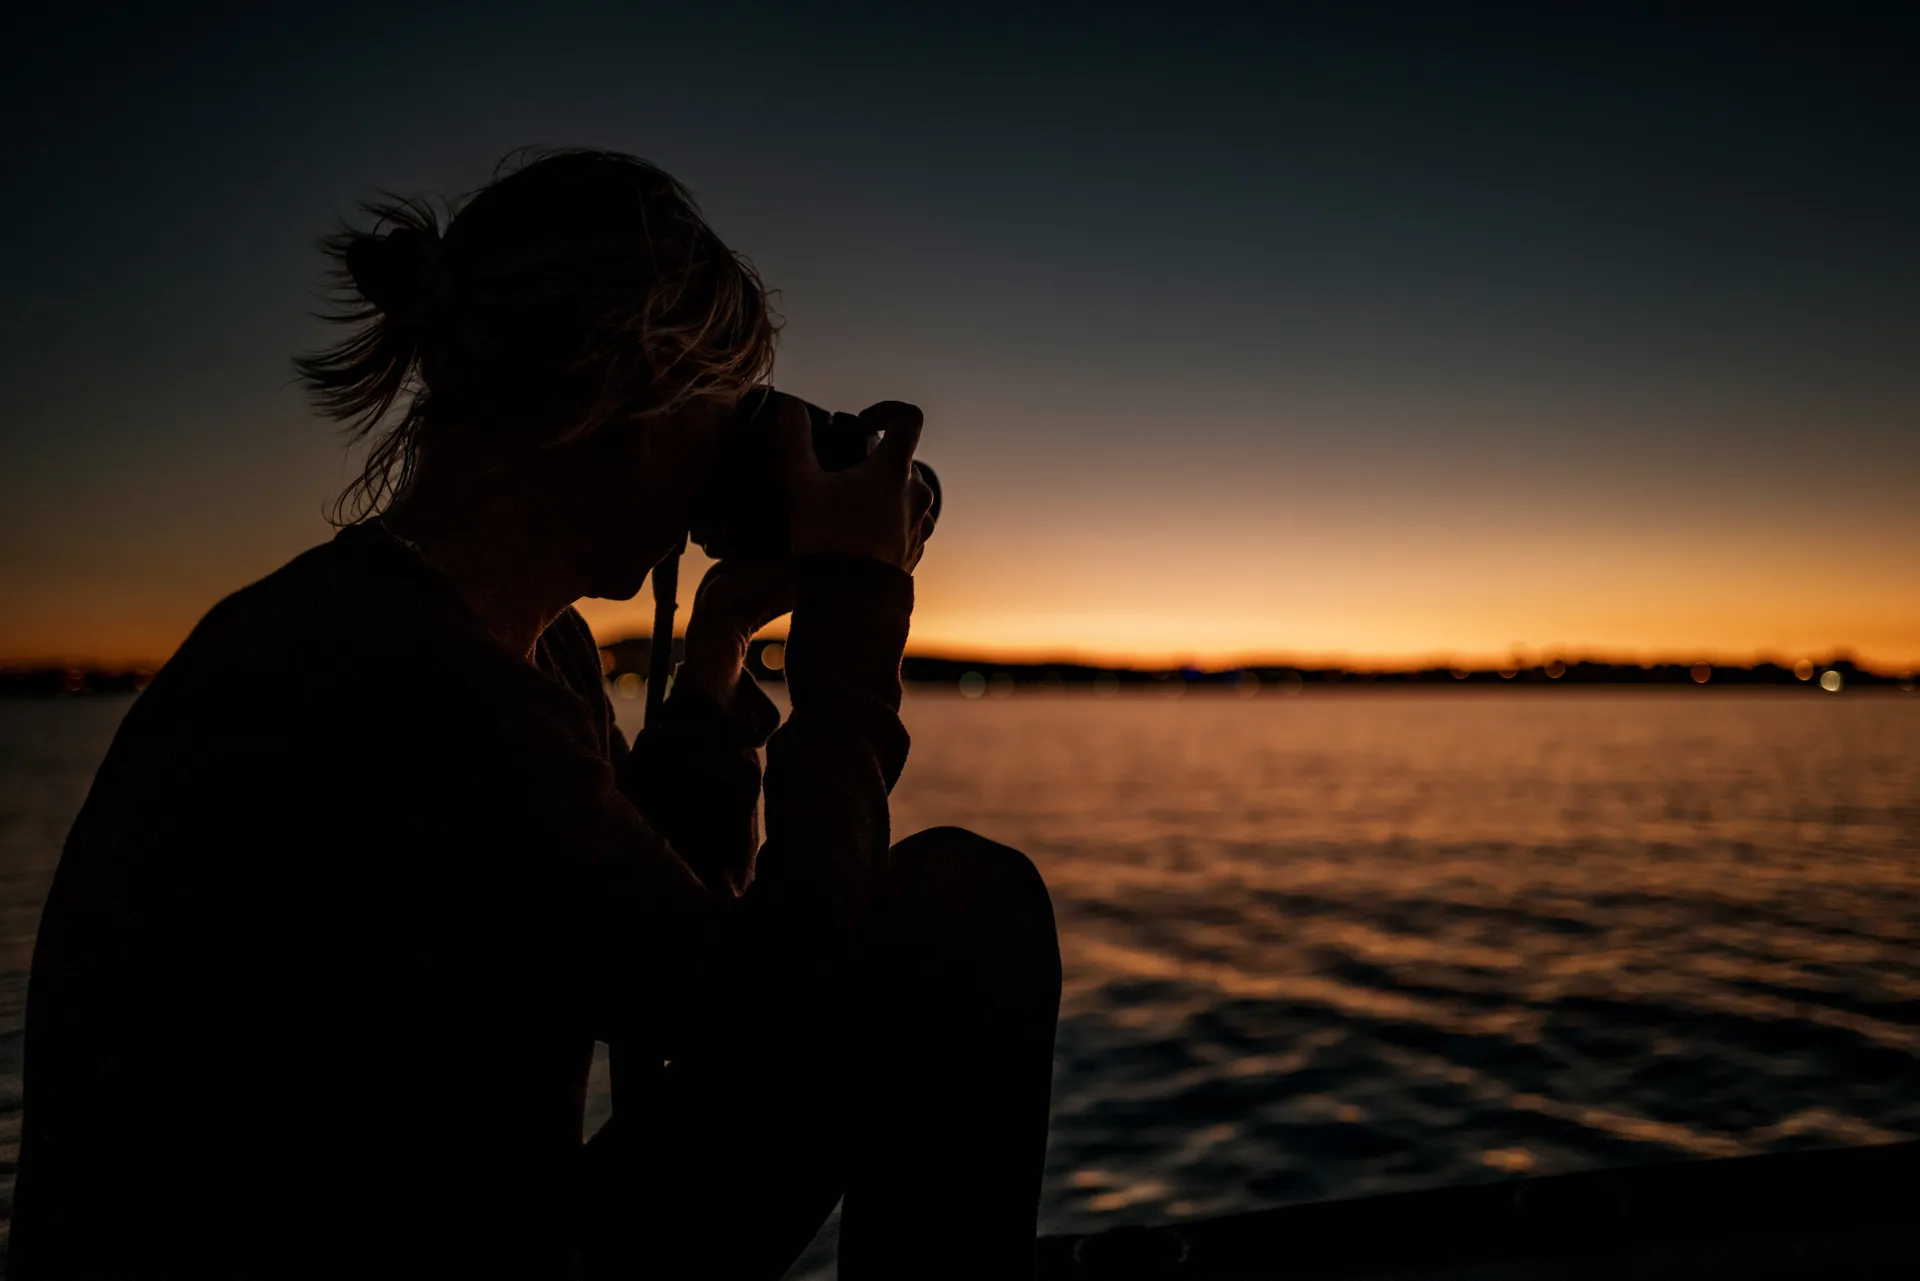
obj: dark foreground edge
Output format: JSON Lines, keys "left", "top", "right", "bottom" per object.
{"left": 1039, "top": 1139, "right": 1919, "bottom": 1279}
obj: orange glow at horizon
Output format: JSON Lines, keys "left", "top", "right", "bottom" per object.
{"left": 575, "top": 534, "right": 1920, "bottom": 673}
{"left": 6, "top": 11, "right": 1919, "bottom": 694}
{"left": 6, "top": 405, "right": 1918, "bottom": 673}
{"left": 6, "top": 525, "right": 1919, "bottom": 673}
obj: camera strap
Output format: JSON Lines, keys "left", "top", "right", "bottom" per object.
{"left": 643, "top": 540, "right": 684, "bottom": 729}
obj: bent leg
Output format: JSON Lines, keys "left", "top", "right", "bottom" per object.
{"left": 579, "top": 1052, "right": 847, "bottom": 1281}
{"left": 840, "top": 827, "right": 1063, "bottom": 1281}
{"left": 581, "top": 826, "right": 1060, "bottom": 1281}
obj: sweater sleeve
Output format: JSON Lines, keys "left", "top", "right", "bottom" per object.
{"left": 735, "top": 555, "right": 914, "bottom": 981}
{"left": 534, "top": 606, "right": 778, "bottom": 899}
{"left": 614, "top": 678, "right": 780, "bottom": 898}
{"left": 480, "top": 555, "right": 913, "bottom": 1056}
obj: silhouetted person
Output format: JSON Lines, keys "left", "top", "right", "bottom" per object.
{"left": 10, "top": 150, "right": 1061, "bottom": 1280}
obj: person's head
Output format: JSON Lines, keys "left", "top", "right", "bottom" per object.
{"left": 295, "top": 148, "right": 777, "bottom": 598}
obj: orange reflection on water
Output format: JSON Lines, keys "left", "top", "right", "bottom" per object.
{"left": 872, "top": 691, "right": 1920, "bottom": 1227}
{"left": 608, "top": 691, "right": 1920, "bottom": 1229}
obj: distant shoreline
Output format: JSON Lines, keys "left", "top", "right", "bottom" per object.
{"left": 598, "top": 639, "right": 1913, "bottom": 695}
{"left": 7, "top": 646, "right": 1913, "bottom": 700}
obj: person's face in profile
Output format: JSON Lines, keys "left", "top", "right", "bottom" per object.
{"left": 571, "top": 389, "right": 740, "bottom": 601}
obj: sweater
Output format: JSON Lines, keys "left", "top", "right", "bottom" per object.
{"left": 8, "top": 522, "right": 913, "bottom": 1278}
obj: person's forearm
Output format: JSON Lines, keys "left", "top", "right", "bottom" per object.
{"left": 617, "top": 679, "right": 778, "bottom": 898}
{"left": 747, "top": 555, "right": 913, "bottom": 973}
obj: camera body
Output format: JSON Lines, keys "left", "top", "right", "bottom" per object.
{"left": 688, "top": 388, "right": 940, "bottom": 560}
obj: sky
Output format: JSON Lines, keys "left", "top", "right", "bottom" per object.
{"left": 3, "top": 2, "right": 1917, "bottom": 669}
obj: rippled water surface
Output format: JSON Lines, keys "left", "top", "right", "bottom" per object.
{"left": 879, "top": 690, "right": 1920, "bottom": 1234}
{"left": 4, "top": 691, "right": 1918, "bottom": 1261}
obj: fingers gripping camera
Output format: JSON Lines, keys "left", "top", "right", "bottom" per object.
{"left": 689, "top": 389, "right": 941, "bottom": 563}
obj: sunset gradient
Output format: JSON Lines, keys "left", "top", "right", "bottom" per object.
{"left": 4, "top": 5, "right": 1915, "bottom": 670}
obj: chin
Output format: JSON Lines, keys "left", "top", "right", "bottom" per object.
{"left": 579, "top": 533, "right": 680, "bottom": 603}
{"left": 578, "top": 554, "right": 652, "bottom": 601}
{"left": 582, "top": 576, "right": 646, "bottom": 602}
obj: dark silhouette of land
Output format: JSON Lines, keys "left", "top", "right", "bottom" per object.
{"left": 698, "top": 644, "right": 1914, "bottom": 693}
{"left": 0, "top": 667, "right": 157, "bottom": 697}
{"left": 596, "top": 642, "right": 1914, "bottom": 695}
{"left": 7, "top": 649, "right": 1914, "bottom": 700}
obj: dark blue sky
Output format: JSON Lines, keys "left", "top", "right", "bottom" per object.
{"left": 4, "top": 3, "right": 1916, "bottom": 664}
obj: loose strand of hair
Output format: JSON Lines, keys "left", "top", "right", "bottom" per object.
{"left": 293, "top": 196, "right": 446, "bottom": 523}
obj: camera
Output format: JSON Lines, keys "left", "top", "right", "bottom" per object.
{"left": 688, "top": 388, "right": 941, "bottom": 560}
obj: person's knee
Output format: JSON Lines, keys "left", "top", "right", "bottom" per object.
{"left": 888, "top": 827, "right": 1061, "bottom": 999}
{"left": 892, "top": 827, "right": 1053, "bottom": 929}
{"left": 892, "top": 825, "right": 1046, "bottom": 898}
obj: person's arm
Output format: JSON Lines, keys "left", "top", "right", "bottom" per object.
{"left": 741, "top": 556, "right": 912, "bottom": 977}
{"left": 711, "top": 397, "right": 934, "bottom": 985}
{"left": 614, "top": 676, "right": 778, "bottom": 898}
{"left": 609, "top": 556, "right": 793, "bottom": 896}
{"left": 535, "top": 603, "right": 775, "bottom": 900}
{"left": 507, "top": 395, "right": 934, "bottom": 1053}
{"left": 463, "top": 617, "right": 902, "bottom": 1056}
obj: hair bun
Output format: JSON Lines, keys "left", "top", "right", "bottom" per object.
{"left": 344, "top": 225, "right": 446, "bottom": 322}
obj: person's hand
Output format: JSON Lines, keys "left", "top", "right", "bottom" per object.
{"left": 776, "top": 397, "right": 936, "bottom": 572}
{"left": 678, "top": 558, "right": 796, "bottom": 708}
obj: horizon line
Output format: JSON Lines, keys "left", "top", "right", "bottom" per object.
{"left": 6, "top": 644, "right": 1917, "bottom": 680}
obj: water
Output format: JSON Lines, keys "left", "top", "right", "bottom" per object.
{"left": 4, "top": 691, "right": 1918, "bottom": 1265}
